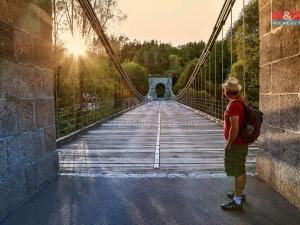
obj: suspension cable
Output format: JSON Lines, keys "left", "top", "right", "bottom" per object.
{"left": 231, "top": 8, "right": 233, "bottom": 67}
{"left": 209, "top": 53, "right": 211, "bottom": 100}
{"left": 214, "top": 43, "right": 217, "bottom": 118}
{"left": 243, "top": 0, "right": 246, "bottom": 97}
{"left": 205, "top": 61, "right": 207, "bottom": 108}
{"left": 221, "top": 27, "right": 224, "bottom": 120}
{"left": 197, "top": 68, "right": 200, "bottom": 101}
{"left": 77, "top": 0, "right": 146, "bottom": 100}
{"left": 174, "top": 0, "right": 236, "bottom": 99}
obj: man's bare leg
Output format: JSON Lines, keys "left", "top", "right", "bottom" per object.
{"left": 235, "top": 174, "right": 246, "bottom": 196}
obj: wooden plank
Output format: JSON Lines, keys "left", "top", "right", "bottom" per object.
{"left": 58, "top": 101, "right": 258, "bottom": 175}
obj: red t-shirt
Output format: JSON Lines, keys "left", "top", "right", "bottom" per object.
{"left": 224, "top": 97, "right": 245, "bottom": 145}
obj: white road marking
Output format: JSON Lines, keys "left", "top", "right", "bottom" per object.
{"left": 58, "top": 101, "right": 259, "bottom": 175}
{"left": 154, "top": 106, "right": 161, "bottom": 169}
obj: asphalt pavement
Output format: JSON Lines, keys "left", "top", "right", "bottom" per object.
{"left": 1, "top": 176, "right": 299, "bottom": 225}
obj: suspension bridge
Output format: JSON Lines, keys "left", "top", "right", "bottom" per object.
{"left": 58, "top": 101, "right": 258, "bottom": 175}
{"left": 55, "top": 0, "right": 257, "bottom": 176}
{"left": 0, "top": 0, "right": 299, "bottom": 224}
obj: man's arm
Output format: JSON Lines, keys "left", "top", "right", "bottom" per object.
{"left": 226, "top": 116, "right": 239, "bottom": 150}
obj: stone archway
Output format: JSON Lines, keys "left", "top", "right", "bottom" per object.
{"left": 156, "top": 83, "right": 166, "bottom": 98}
{"left": 148, "top": 76, "right": 172, "bottom": 99}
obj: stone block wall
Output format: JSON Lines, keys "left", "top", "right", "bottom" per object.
{"left": 0, "top": 0, "right": 58, "bottom": 220}
{"left": 257, "top": 0, "right": 300, "bottom": 208}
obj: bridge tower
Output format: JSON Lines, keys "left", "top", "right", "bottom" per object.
{"left": 148, "top": 74, "right": 173, "bottom": 100}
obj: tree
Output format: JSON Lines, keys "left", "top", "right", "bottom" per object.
{"left": 227, "top": 0, "right": 259, "bottom": 106}
{"left": 53, "top": 0, "right": 128, "bottom": 116}
{"left": 165, "top": 54, "right": 184, "bottom": 83}
{"left": 53, "top": 0, "right": 127, "bottom": 48}
{"left": 173, "top": 59, "right": 198, "bottom": 94}
{"left": 122, "top": 62, "right": 149, "bottom": 95}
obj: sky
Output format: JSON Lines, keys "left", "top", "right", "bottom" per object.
{"left": 108, "top": 0, "right": 249, "bottom": 46}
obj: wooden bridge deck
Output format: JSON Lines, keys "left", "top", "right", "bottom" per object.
{"left": 58, "top": 101, "right": 258, "bottom": 176}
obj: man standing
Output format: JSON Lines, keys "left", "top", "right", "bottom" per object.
{"left": 221, "top": 77, "right": 248, "bottom": 210}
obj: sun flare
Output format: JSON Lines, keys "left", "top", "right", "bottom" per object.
{"left": 65, "top": 35, "right": 87, "bottom": 56}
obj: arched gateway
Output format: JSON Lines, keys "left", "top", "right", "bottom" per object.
{"left": 148, "top": 75, "right": 172, "bottom": 99}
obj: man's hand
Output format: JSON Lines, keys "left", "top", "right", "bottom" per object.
{"left": 225, "top": 143, "right": 232, "bottom": 151}
{"left": 226, "top": 116, "right": 239, "bottom": 149}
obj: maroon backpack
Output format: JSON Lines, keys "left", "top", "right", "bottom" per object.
{"left": 231, "top": 100, "right": 263, "bottom": 144}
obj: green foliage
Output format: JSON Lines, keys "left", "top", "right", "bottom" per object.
{"left": 177, "top": 41, "right": 206, "bottom": 65}
{"left": 227, "top": 0, "right": 259, "bottom": 106}
{"left": 122, "top": 61, "right": 149, "bottom": 95}
{"left": 54, "top": 45, "right": 126, "bottom": 137}
{"left": 55, "top": 51, "right": 117, "bottom": 109}
{"left": 164, "top": 54, "right": 184, "bottom": 82}
{"left": 173, "top": 59, "right": 198, "bottom": 94}
{"left": 174, "top": 0, "right": 259, "bottom": 105}
{"left": 120, "top": 40, "right": 205, "bottom": 89}
{"left": 55, "top": 0, "right": 259, "bottom": 139}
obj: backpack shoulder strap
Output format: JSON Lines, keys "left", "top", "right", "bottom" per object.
{"left": 229, "top": 99, "right": 247, "bottom": 112}
{"left": 230, "top": 99, "right": 245, "bottom": 106}
{"left": 229, "top": 99, "right": 248, "bottom": 135}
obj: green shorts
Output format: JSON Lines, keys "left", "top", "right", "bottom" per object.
{"left": 224, "top": 144, "right": 248, "bottom": 177}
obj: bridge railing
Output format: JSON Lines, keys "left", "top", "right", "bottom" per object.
{"left": 55, "top": 98, "right": 140, "bottom": 138}
{"left": 53, "top": 0, "right": 148, "bottom": 140}
{"left": 179, "top": 97, "right": 228, "bottom": 121}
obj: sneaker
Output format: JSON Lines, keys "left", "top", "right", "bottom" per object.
{"left": 227, "top": 192, "right": 246, "bottom": 203}
{"left": 221, "top": 200, "right": 243, "bottom": 211}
